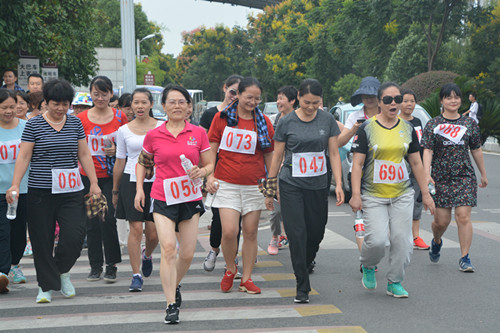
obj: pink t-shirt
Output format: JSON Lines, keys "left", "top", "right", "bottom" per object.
{"left": 142, "top": 121, "right": 210, "bottom": 202}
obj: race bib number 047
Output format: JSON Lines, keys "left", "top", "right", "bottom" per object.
{"left": 219, "top": 127, "right": 257, "bottom": 155}
{"left": 292, "top": 152, "right": 327, "bottom": 178}
{"left": 51, "top": 168, "right": 84, "bottom": 194}
{"left": 373, "top": 159, "right": 409, "bottom": 184}
{"left": 164, "top": 175, "right": 202, "bottom": 205}
{"left": 0, "top": 139, "right": 21, "bottom": 164}
{"left": 433, "top": 123, "right": 467, "bottom": 143}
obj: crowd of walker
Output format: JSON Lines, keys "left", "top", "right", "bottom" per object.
{"left": 0, "top": 68, "right": 488, "bottom": 324}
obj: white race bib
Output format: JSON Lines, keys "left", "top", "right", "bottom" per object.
{"left": 373, "top": 159, "right": 409, "bottom": 184}
{"left": 292, "top": 151, "right": 327, "bottom": 178}
{"left": 163, "top": 175, "right": 202, "bottom": 205}
{"left": 0, "top": 139, "right": 21, "bottom": 164}
{"left": 414, "top": 126, "right": 422, "bottom": 143}
{"left": 129, "top": 161, "right": 155, "bottom": 183}
{"left": 88, "top": 132, "right": 117, "bottom": 156}
{"left": 433, "top": 123, "right": 467, "bottom": 143}
{"left": 219, "top": 127, "right": 257, "bottom": 155}
{"left": 51, "top": 168, "right": 84, "bottom": 194}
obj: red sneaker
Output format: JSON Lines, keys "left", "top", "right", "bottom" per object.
{"left": 414, "top": 237, "right": 430, "bottom": 250}
{"left": 221, "top": 267, "right": 237, "bottom": 292}
{"left": 239, "top": 278, "right": 261, "bottom": 294}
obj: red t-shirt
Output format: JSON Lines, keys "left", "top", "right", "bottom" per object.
{"left": 143, "top": 121, "right": 210, "bottom": 202}
{"left": 78, "top": 108, "right": 128, "bottom": 178}
{"left": 208, "top": 112, "right": 274, "bottom": 185}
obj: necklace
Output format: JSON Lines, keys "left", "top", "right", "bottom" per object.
{"left": 44, "top": 113, "right": 66, "bottom": 125}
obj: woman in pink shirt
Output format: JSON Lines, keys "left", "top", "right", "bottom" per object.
{"left": 134, "top": 85, "right": 214, "bottom": 324}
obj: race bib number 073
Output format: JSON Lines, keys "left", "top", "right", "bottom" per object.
{"left": 373, "top": 159, "right": 409, "bottom": 184}
{"left": 219, "top": 127, "right": 257, "bottom": 155}
{"left": 164, "top": 175, "right": 202, "bottom": 205}
{"left": 292, "top": 152, "right": 327, "bottom": 178}
{"left": 433, "top": 123, "right": 467, "bottom": 143}
{"left": 51, "top": 168, "right": 84, "bottom": 194}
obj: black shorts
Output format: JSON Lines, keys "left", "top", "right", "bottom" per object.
{"left": 116, "top": 173, "right": 153, "bottom": 222}
{"left": 152, "top": 199, "right": 205, "bottom": 232}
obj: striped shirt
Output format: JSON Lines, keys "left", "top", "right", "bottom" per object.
{"left": 21, "top": 115, "right": 86, "bottom": 189}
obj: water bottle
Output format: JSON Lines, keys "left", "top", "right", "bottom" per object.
{"left": 354, "top": 210, "right": 365, "bottom": 238}
{"left": 179, "top": 154, "right": 203, "bottom": 187}
{"left": 102, "top": 135, "right": 113, "bottom": 148}
{"left": 205, "top": 181, "right": 219, "bottom": 208}
{"left": 6, "top": 191, "right": 18, "bottom": 220}
{"left": 428, "top": 182, "right": 436, "bottom": 195}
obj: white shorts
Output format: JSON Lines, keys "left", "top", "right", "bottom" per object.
{"left": 211, "top": 180, "right": 265, "bottom": 215}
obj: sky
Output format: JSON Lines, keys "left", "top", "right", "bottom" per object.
{"left": 137, "top": 0, "right": 262, "bottom": 57}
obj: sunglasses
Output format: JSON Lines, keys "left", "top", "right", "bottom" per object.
{"left": 382, "top": 95, "right": 403, "bottom": 104}
{"left": 228, "top": 89, "right": 237, "bottom": 96}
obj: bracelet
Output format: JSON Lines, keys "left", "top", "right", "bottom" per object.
{"left": 204, "top": 167, "right": 209, "bottom": 178}
{"left": 112, "top": 190, "right": 119, "bottom": 195}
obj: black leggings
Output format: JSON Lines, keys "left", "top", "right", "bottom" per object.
{"left": 209, "top": 207, "right": 242, "bottom": 249}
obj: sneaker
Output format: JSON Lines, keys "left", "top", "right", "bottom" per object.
{"left": 87, "top": 267, "right": 103, "bottom": 281}
{"left": 9, "top": 265, "right": 26, "bottom": 284}
{"left": 176, "top": 285, "right": 182, "bottom": 308}
{"left": 386, "top": 282, "right": 408, "bottom": 298}
{"left": 429, "top": 239, "right": 442, "bottom": 263}
{"left": 459, "top": 253, "right": 475, "bottom": 272}
{"left": 103, "top": 265, "right": 117, "bottom": 283}
{"left": 414, "top": 237, "right": 430, "bottom": 250}
{"left": 0, "top": 272, "right": 9, "bottom": 294}
{"left": 141, "top": 248, "right": 153, "bottom": 277}
{"left": 60, "top": 273, "right": 75, "bottom": 298}
{"left": 164, "top": 303, "right": 180, "bottom": 324}
{"left": 361, "top": 265, "right": 377, "bottom": 289}
{"left": 203, "top": 249, "right": 218, "bottom": 272}
{"left": 359, "top": 264, "right": 378, "bottom": 274}
{"left": 278, "top": 235, "right": 289, "bottom": 248}
{"left": 267, "top": 238, "right": 279, "bottom": 255}
{"left": 239, "top": 279, "right": 261, "bottom": 294}
{"left": 221, "top": 267, "right": 237, "bottom": 292}
{"left": 36, "top": 287, "right": 52, "bottom": 303}
{"left": 235, "top": 271, "right": 242, "bottom": 280}
{"left": 294, "top": 290, "right": 309, "bottom": 303}
{"left": 308, "top": 260, "right": 316, "bottom": 274}
{"left": 23, "top": 242, "right": 32, "bottom": 256}
{"left": 129, "top": 275, "right": 143, "bottom": 292}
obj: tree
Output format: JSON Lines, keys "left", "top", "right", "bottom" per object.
{"left": 330, "top": 74, "right": 362, "bottom": 104}
{"left": 0, "top": 0, "right": 102, "bottom": 86}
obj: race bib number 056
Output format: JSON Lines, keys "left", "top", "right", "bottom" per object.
{"left": 88, "top": 133, "right": 116, "bottom": 156}
{"left": 164, "top": 175, "right": 202, "bottom": 205}
{"left": 292, "top": 152, "right": 327, "bottom": 178}
{"left": 433, "top": 123, "right": 467, "bottom": 143}
{"left": 373, "top": 159, "right": 409, "bottom": 184}
{"left": 219, "top": 127, "right": 257, "bottom": 155}
{"left": 0, "top": 139, "right": 21, "bottom": 164}
{"left": 51, "top": 168, "right": 84, "bottom": 194}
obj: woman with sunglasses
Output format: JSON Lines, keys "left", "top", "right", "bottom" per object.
{"left": 421, "top": 83, "right": 487, "bottom": 272}
{"left": 206, "top": 77, "right": 274, "bottom": 295}
{"left": 349, "top": 82, "right": 435, "bottom": 298}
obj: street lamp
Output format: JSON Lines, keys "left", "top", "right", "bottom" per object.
{"left": 136, "top": 34, "right": 157, "bottom": 61}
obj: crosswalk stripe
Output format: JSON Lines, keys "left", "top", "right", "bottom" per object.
{"left": 320, "top": 228, "right": 358, "bottom": 250}
{"left": 471, "top": 221, "right": 500, "bottom": 240}
{"left": 192, "top": 327, "right": 367, "bottom": 333}
{"left": 416, "top": 230, "right": 460, "bottom": 248}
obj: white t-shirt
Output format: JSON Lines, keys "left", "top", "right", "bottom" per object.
{"left": 469, "top": 102, "right": 478, "bottom": 123}
{"left": 115, "top": 121, "right": 163, "bottom": 176}
{"left": 345, "top": 109, "right": 369, "bottom": 130}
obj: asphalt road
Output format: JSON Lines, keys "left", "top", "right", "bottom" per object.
{"left": 1, "top": 153, "right": 499, "bottom": 333}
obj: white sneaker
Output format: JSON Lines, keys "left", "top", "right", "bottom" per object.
{"left": 60, "top": 273, "right": 75, "bottom": 298}
{"left": 203, "top": 249, "right": 218, "bottom": 272}
{"left": 36, "top": 287, "right": 52, "bottom": 303}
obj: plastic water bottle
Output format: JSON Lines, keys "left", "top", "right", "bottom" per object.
{"left": 6, "top": 191, "right": 18, "bottom": 220}
{"left": 102, "top": 135, "right": 113, "bottom": 148}
{"left": 354, "top": 210, "right": 365, "bottom": 238}
{"left": 205, "top": 181, "right": 219, "bottom": 208}
{"left": 428, "top": 182, "right": 436, "bottom": 195}
{"left": 180, "top": 154, "right": 203, "bottom": 187}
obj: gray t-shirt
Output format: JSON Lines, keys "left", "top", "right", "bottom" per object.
{"left": 274, "top": 110, "right": 340, "bottom": 189}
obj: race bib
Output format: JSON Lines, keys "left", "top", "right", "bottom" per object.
{"left": 373, "top": 159, "right": 409, "bottom": 184}
{"left": 219, "top": 127, "right": 257, "bottom": 155}
{"left": 51, "top": 168, "right": 84, "bottom": 194}
{"left": 88, "top": 132, "right": 116, "bottom": 156}
{"left": 433, "top": 123, "right": 467, "bottom": 143}
{"left": 414, "top": 126, "right": 422, "bottom": 143}
{"left": 292, "top": 151, "right": 327, "bottom": 178}
{"left": 164, "top": 175, "right": 202, "bottom": 205}
{"left": 130, "top": 163, "right": 155, "bottom": 183}
{"left": 0, "top": 139, "right": 21, "bottom": 164}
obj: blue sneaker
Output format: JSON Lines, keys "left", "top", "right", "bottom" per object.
{"left": 36, "top": 288, "right": 52, "bottom": 303}
{"left": 129, "top": 275, "right": 143, "bottom": 292}
{"left": 386, "top": 282, "right": 408, "bottom": 298}
{"left": 9, "top": 265, "right": 26, "bottom": 284}
{"left": 429, "top": 239, "right": 442, "bottom": 263}
{"left": 141, "top": 248, "right": 153, "bottom": 278}
{"left": 361, "top": 265, "right": 376, "bottom": 289}
{"left": 60, "top": 273, "right": 75, "bottom": 298}
{"left": 459, "top": 253, "right": 475, "bottom": 272}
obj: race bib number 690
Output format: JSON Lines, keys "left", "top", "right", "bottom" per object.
{"left": 373, "top": 159, "right": 409, "bottom": 184}
{"left": 292, "top": 152, "right": 327, "bottom": 178}
{"left": 164, "top": 175, "right": 202, "bottom": 205}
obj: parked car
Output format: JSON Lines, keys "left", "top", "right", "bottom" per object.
{"left": 329, "top": 103, "right": 431, "bottom": 201}
{"left": 263, "top": 102, "right": 278, "bottom": 116}
{"left": 206, "top": 101, "right": 222, "bottom": 109}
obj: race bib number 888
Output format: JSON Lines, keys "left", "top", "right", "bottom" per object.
{"left": 433, "top": 123, "right": 467, "bottom": 143}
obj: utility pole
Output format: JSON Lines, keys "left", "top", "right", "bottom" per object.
{"left": 120, "top": 0, "right": 136, "bottom": 93}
